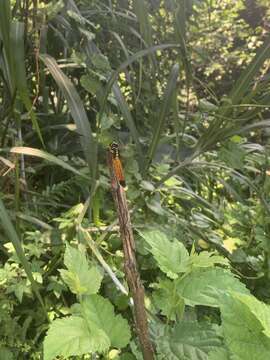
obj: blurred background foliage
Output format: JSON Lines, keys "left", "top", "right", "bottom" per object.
{"left": 1, "top": 0, "right": 270, "bottom": 358}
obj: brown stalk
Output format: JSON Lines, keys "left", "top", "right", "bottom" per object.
{"left": 107, "top": 151, "right": 155, "bottom": 360}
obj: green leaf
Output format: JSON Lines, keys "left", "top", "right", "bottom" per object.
{"left": 10, "top": 147, "right": 88, "bottom": 180}
{"left": 0, "top": 199, "right": 47, "bottom": 317}
{"left": 112, "top": 83, "right": 143, "bottom": 163}
{"left": 133, "top": 0, "right": 153, "bottom": 47}
{"left": 226, "top": 292, "right": 270, "bottom": 338}
{"left": 60, "top": 244, "right": 103, "bottom": 295}
{"left": 40, "top": 54, "right": 97, "bottom": 172}
{"left": 0, "top": 0, "right": 14, "bottom": 91}
{"left": 208, "top": 348, "right": 231, "bottom": 360}
{"left": 145, "top": 63, "right": 179, "bottom": 172}
{"left": 43, "top": 316, "right": 110, "bottom": 360}
{"left": 153, "top": 278, "right": 185, "bottom": 321}
{"left": 176, "top": 268, "right": 249, "bottom": 307}
{"left": 100, "top": 43, "right": 179, "bottom": 122}
{"left": 229, "top": 34, "right": 270, "bottom": 105}
{"left": 189, "top": 247, "right": 229, "bottom": 269}
{"left": 0, "top": 347, "right": 14, "bottom": 360}
{"left": 220, "top": 293, "right": 270, "bottom": 360}
{"left": 81, "top": 294, "right": 131, "bottom": 348}
{"left": 219, "top": 141, "right": 246, "bottom": 169}
{"left": 139, "top": 230, "right": 189, "bottom": 279}
{"left": 80, "top": 74, "right": 102, "bottom": 96}
{"left": 10, "top": 21, "right": 44, "bottom": 146}
{"left": 156, "top": 321, "right": 223, "bottom": 360}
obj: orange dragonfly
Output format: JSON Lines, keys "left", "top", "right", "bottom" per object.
{"left": 109, "top": 142, "right": 126, "bottom": 187}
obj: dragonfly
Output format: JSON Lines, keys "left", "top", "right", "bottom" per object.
{"left": 109, "top": 142, "right": 126, "bottom": 187}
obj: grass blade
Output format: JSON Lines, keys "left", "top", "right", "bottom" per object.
{"left": 144, "top": 63, "right": 180, "bottom": 173}
{"left": 229, "top": 34, "right": 270, "bottom": 105}
{"left": 112, "top": 83, "right": 143, "bottom": 164}
{"left": 10, "top": 146, "right": 88, "bottom": 180}
{"left": 40, "top": 54, "right": 97, "bottom": 175}
{"left": 10, "top": 21, "right": 44, "bottom": 146}
{"left": 99, "top": 43, "right": 179, "bottom": 121}
{"left": 0, "top": 0, "right": 14, "bottom": 91}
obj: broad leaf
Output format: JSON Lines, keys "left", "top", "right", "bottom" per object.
{"left": 220, "top": 293, "right": 270, "bottom": 360}
{"left": 139, "top": 230, "right": 189, "bottom": 278}
{"left": 232, "top": 293, "right": 270, "bottom": 338}
{"left": 43, "top": 316, "right": 110, "bottom": 360}
{"left": 176, "top": 268, "right": 249, "bottom": 307}
{"left": 156, "top": 321, "right": 223, "bottom": 360}
{"left": 81, "top": 294, "right": 131, "bottom": 348}
{"left": 208, "top": 348, "right": 231, "bottom": 360}
{"left": 60, "top": 244, "right": 103, "bottom": 295}
{"left": 153, "top": 278, "right": 184, "bottom": 321}
{"left": 189, "top": 247, "right": 229, "bottom": 269}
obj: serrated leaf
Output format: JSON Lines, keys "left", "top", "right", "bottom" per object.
{"left": 81, "top": 294, "right": 131, "bottom": 348}
{"left": 60, "top": 244, "right": 103, "bottom": 295}
{"left": 176, "top": 268, "right": 249, "bottom": 307}
{"left": 189, "top": 248, "right": 229, "bottom": 269}
{"left": 208, "top": 348, "right": 231, "bottom": 360}
{"left": 232, "top": 293, "right": 270, "bottom": 338}
{"left": 156, "top": 321, "right": 223, "bottom": 360}
{"left": 139, "top": 230, "right": 189, "bottom": 278}
{"left": 220, "top": 293, "right": 270, "bottom": 360}
{"left": 43, "top": 316, "right": 110, "bottom": 360}
{"left": 153, "top": 278, "right": 184, "bottom": 321}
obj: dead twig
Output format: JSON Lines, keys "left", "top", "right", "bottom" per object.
{"left": 107, "top": 150, "right": 154, "bottom": 360}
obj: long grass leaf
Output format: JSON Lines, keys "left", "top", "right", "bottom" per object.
{"left": 144, "top": 63, "right": 180, "bottom": 172}
{"left": 0, "top": 0, "right": 14, "bottom": 91}
{"left": 112, "top": 83, "right": 143, "bottom": 162}
{"left": 0, "top": 199, "right": 47, "bottom": 318}
{"left": 133, "top": 0, "right": 153, "bottom": 47}
{"left": 10, "top": 146, "right": 88, "bottom": 180}
{"left": 10, "top": 21, "right": 44, "bottom": 146}
{"left": 99, "top": 43, "right": 179, "bottom": 120}
{"left": 174, "top": 1, "right": 192, "bottom": 87}
{"left": 40, "top": 54, "right": 97, "bottom": 174}
{"left": 229, "top": 35, "right": 270, "bottom": 105}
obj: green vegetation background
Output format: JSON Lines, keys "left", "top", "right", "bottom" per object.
{"left": 1, "top": 0, "right": 270, "bottom": 359}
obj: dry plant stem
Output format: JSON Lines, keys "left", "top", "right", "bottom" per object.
{"left": 107, "top": 152, "right": 154, "bottom": 360}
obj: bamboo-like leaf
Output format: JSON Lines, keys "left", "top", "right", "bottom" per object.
{"left": 10, "top": 146, "right": 88, "bottom": 180}
{"left": 0, "top": 0, "right": 14, "bottom": 91}
{"left": 174, "top": 1, "right": 192, "bottom": 87}
{"left": 99, "top": 43, "right": 179, "bottom": 120}
{"left": 112, "top": 83, "right": 143, "bottom": 163}
{"left": 229, "top": 34, "right": 270, "bottom": 105}
{"left": 10, "top": 21, "right": 44, "bottom": 146}
{"left": 133, "top": 0, "right": 153, "bottom": 47}
{"left": 40, "top": 54, "right": 97, "bottom": 174}
{"left": 195, "top": 36, "right": 270, "bottom": 154}
{"left": 0, "top": 199, "right": 47, "bottom": 317}
{"left": 144, "top": 63, "right": 180, "bottom": 172}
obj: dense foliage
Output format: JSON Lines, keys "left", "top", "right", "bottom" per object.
{"left": 1, "top": 0, "right": 270, "bottom": 359}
